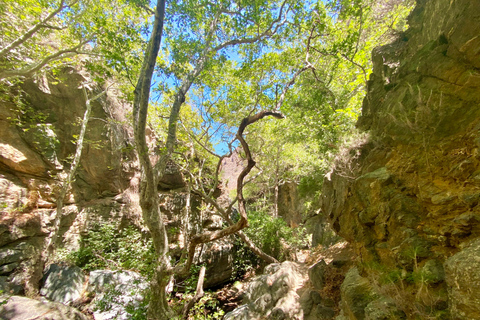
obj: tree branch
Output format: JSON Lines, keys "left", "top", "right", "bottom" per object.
{"left": 213, "top": 0, "right": 289, "bottom": 52}
{"left": 174, "top": 110, "right": 283, "bottom": 276}
{"left": 0, "top": 41, "right": 87, "bottom": 80}
{"left": 42, "top": 83, "right": 109, "bottom": 267}
{"left": 182, "top": 266, "right": 206, "bottom": 318}
{"left": 0, "top": 0, "right": 73, "bottom": 58}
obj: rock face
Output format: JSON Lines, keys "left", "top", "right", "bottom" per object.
{"left": 444, "top": 239, "right": 480, "bottom": 320}
{"left": 0, "top": 68, "right": 138, "bottom": 294}
{"left": 0, "top": 66, "right": 234, "bottom": 295}
{"left": 278, "top": 182, "right": 303, "bottom": 228}
{"left": 0, "top": 210, "right": 44, "bottom": 295}
{"left": 322, "top": 0, "right": 480, "bottom": 318}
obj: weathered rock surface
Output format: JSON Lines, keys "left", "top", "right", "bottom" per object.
{"left": 322, "top": 0, "right": 480, "bottom": 318}
{"left": 196, "top": 237, "right": 235, "bottom": 288}
{"left": 0, "top": 210, "right": 44, "bottom": 295}
{"left": 224, "top": 261, "right": 308, "bottom": 320}
{"left": 337, "top": 268, "right": 376, "bottom": 320}
{"left": 0, "top": 295, "right": 89, "bottom": 320}
{"left": 0, "top": 68, "right": 139, "bottom": 293}
{"left": 278, "top": 182, "right": 303, "bottom": 228}
{"left": 40, "top": 264, "right": 86, "bottom": 305}
{"left": 87, "top": 269, "right": 148, "bottom": 320}
{"left": 444, "top": 239, "right": 480, "bottom": 320}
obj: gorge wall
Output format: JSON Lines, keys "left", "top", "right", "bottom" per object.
{"left": 323, "top": 0, "right": 480, "bottom": 319}
{"left": 0, "top": 68, "right": 140, "bottom": 294}
{"left": 0, "top": 67, "right": 239, "bottom": 296}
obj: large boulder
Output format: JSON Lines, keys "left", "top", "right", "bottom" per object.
{"left": 224, "top": 261, "right": 308, "bottom": 320}
{"left": 338, "top": 268, "right": 376, "bottom": 320}
{"left": 197, "top": 237, "right": 235, "bottom": 288}
{"left": 87, "top": 269, "right": 148, "bottom": 320}
{"left": 0, "top": 295, "right": 89, "bottom": 320}
{"left": 40, "top": 264, "right": 86, "bottom": 305}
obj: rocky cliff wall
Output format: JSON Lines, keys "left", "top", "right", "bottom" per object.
{"left": 0, "top": 68, "right": 141, "bottom": 294}
{"left": 323, "top": 0, "right": 480, "bottom": 319}
{"left": 0, "top": 68, "right": 240, "bottom": 294}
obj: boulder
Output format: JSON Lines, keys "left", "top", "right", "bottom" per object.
{"left": 308, "top": 260, "right": 327, "bottom": 291}
{"left": 224, "top": 261, "right": 308, "bottom": 320}
{"left": 87, "top": 269, "right": 148, "bottom": 320}
{"left": 0, "top": 295, "right": 89, "bottom": 320}
{"left": 197, "top": 237, "right": 235, "bottom": 288}
{"left": 364, "top": 296, "right": 406, "bottom": 320}
{"left": 444, "top": 239, "right": 480, "bottom": 319}
{"left": 40, "top": 264, "right": 86, "bottom": 305}
{"left": 338, "top": 268, "right": 376, "bottom": 320}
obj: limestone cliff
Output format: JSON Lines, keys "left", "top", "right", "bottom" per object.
{"left": 323, "top": 0, "right": 480, "bottom": 319}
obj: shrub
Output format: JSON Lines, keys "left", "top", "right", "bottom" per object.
{"left": 68, "top": 223, "right": 156, "bottom": 277}
{"left": 243, "top": 210, "right": 308, "bottom": 261}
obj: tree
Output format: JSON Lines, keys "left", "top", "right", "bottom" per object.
{"left": 238, "top": 0, "right": 414, "bottom": 206}
{"left": 39, "top": 84, "right": 111, "bottom": 292}
{"left": 0, "top": 0, "right": 148, "bottom": 83}
{"left": 132, "top": 0, "right": 311, "bottom": 317}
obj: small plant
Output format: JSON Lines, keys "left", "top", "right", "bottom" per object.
{"left": 94, "top": 283, "right": 150, "bottom": 320}
{"left": 188, "top": 292, "right": 224, "bottom": 320}
{"left": 231, "top": 236, "right": 259, "bottom": 280}
{"left": 365, "top": 257, "right": 449, "bottom": 320}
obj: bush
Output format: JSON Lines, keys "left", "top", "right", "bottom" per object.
{"left": 68, "top": 223, "right": 156, "bottom": 277}
{"left": 243, "top": 210, "right": 308, "bottom": 261}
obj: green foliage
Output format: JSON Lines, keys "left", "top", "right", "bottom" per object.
{"left": 231, "top": 236, "right": 260, "bottom": 280}
{"left": 0, "top": 0, "right": 147, "bottom": 86}
{"left": 170, "top": 291, "right": 224, "bottom": 320}
{"left": 365, "top": 255, "right": 449, "bottom": 319}
{"left": 233, "top": 0, "right": 414, "bottom": 203}
{"left": 5, "top": 93, "right": 62, "bottom": 161}
{"left": 0, "top": 293, "right": 6, "bottom": 307}
{"left": 244, "top": 210, "right": 308, "bottom": 261}
{"left": 179, "top": 264, "right": 205, "bottom": 294}
{"left": 68, "top": 223, "right": 156, "bottom": 277}
{"left": 188, "top": 292, "right": 225, "bottom": 320}
{"left": 94, "top": 282, "right": 150, "bottom": 320}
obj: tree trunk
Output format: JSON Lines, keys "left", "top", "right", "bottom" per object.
{"left": 132, "top": 1, "right": 170, "bottom": 318}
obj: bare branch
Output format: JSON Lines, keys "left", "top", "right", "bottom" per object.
{"left": 213, "top": 0, "right": 289, "bottom": 52}
{"left": 161, "top": 9, "right": 222, "bottom": 160}
{"left": 174, "top": 110, "right": 283, "bottom": 276}
{"left": 138, "top": 3, "right": 155, "bottom": 15}
{"left": 341, "top": 53, "right": 368, "bottom": 84}
{"left": 182, "top": 266, "right": 205, "bottom": 318}
{"left": 42, "top": 82, "right": 108, "bottom": 268}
